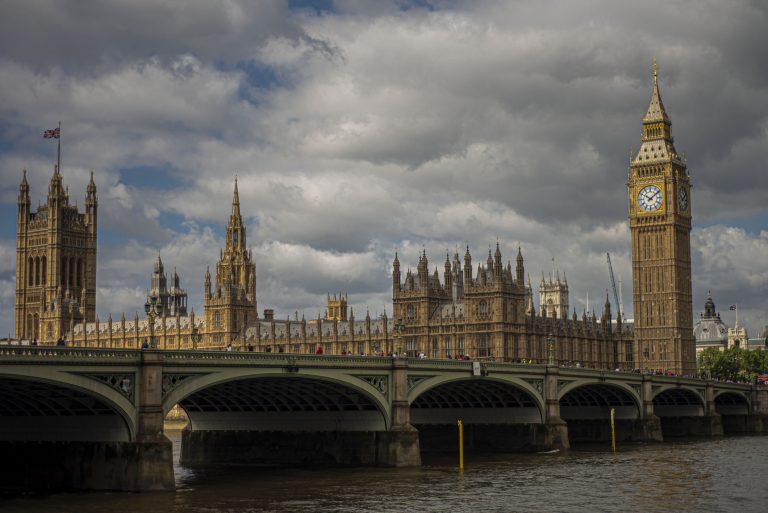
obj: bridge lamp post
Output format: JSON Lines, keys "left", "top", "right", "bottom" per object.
{"left": 394, "top": 318, "right": 405, "bottom": 357}
{"left": 190, "top": 325, "right": 201, "bottom": 351}
{"left": 547, "top": 332, "right": 556, "bottom": 366}
{"left": 144, "top": 294, "right": 162, "bottom": 349}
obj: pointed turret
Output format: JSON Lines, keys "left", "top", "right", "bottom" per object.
{"left": 634, "top": 60, "right": 680, "bottom": 164}
{"left": 515, "top": 246, "right": 524, "bottom": 285}
{"left": 19, "top": 169, "right": 29, "bottom": 202}
{"left": 47, "top": 164, "right": 67, "bottom": 205}
{"left": 226, "top": 177, "right": 246, "bottom": 252}
{"left": 417, "top": 249, "right": 428, "bottom": 288}
{"left": 444, "top": 252, "right": 452, "bottom": 291}
{"left": 463, "top": 245, "right": 472, "bottom": 286}
{"left": 643, "top": 59, "right": 671, "bottom": 125}
{"left": 204, "top": 266, "right": 212, "bottom": 300}
{"left": 232, "top": 176, "right": 241, "bottom": 217}
{"left": 17, "top": 169, "right": 30, "bottom": 226}
{"left": 494, "top": 242, "right": 502, "bottom": 277}
{"left": 392, "top": 252, "right": 401, "bottom": 293}
{"left": 86, "top": 171, "right": 97, "bottom": 203}
{"left": 602, "top": 292, "right": 612, "bottom": 332}
{"left": 154, "top": 252, "right": 164, "bottom": 273}
{"left": 85, "top": 171, "right": 98, "bottom": 234}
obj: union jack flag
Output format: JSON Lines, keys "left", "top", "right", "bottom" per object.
{"left": 43, "top": 127, "right": 60, "bottom": 139}
{"left": 729, "top": 304, "right": 737, "bottom": 310}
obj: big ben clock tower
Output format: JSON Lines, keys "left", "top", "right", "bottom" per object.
{"left": 628, "top": 62, "right": 695, "bottom": 375}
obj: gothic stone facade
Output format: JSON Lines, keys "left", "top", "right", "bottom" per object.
{"left": 628, "top": 64, "right": 696, "bottom": 375}
{"left": 15, "top": 166, "right": 97, "bottom": 342}
{"left": 391, "top": 246, "right": 632, "bottom": 368}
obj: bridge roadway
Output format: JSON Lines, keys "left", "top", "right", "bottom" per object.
{"left": 1, "top": 347, "right": 766, "bottom": 492}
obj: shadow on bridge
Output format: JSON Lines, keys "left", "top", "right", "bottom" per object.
{"left": 176, "top": 376, "right": 400, "bottom": 467}
{"left": 558, "top": 383, "right": 651, "bottom": 443}
{"left": 0, "top": 377, "right": 131, "bottom": 442}
{"left": 409, "top": 378, "right": 550, "bottom": 453}
{"left": 0, "top": 376, "right": 163, "bottom": 493}
{"left": 716, "top": 392, "right": 753, "bottom": 434}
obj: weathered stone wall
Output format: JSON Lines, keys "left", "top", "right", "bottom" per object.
{"left": 181, "top": 429, "right": 420, "bottom": 467}
{"left": 0, "top": 439, "right": 174, "bottom": 493}
{"left": 659, "top": 416, "right": 723, "bottom": 437}
{"left": 417, "top": 423, "right": 556, "bottom": 453}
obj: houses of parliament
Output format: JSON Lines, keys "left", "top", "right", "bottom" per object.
{"left": 12, "top": 65, "right": 696, "bottom": 374}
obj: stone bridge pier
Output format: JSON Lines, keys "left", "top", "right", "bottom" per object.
{"left": 0, "top": 349, "right": 174, "bottom": 493}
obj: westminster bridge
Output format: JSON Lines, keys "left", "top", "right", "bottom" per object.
{"left": 1, "top": 347, "right": 767, "bottom": 492}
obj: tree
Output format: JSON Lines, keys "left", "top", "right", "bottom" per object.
{"left": 697, "top": 347, "right": 767, "bottom": 382}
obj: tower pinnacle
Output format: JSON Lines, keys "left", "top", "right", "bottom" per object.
{"left": 232, "top": 176, "right": 241, "bottom": 217}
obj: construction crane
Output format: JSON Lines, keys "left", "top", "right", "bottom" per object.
{"left": 606, "top": 253, "right": 621, "bottom": 317}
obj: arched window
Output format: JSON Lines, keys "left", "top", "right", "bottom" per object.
{"left": 76, "top": 258, "right": 82, "bottom": 288}
{"left": 41, "top": 256, "right": 46, "bottom": 285}
{"left": 479, "top": 300, "right": 488, "bottom": 316}
{"left": 28, "top": 257, "right": 33, "bottom": 286}
{"left": 69, "top": 258, "right": 75, "bottom": 290}
{"left": 214, "top": 311, "right": 221, "bottom": 329}
{"left": 406, "top": 304, "right": 415, "bottom": 321}
{"left": 61, "top": 257, "right": 68, "bottom": 287}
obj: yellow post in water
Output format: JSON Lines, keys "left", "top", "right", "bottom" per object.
{"left": 610, "top": 407, "right": 616, "bottom": 454}
{"left": 458, "top": 419, "right": 464, "bottom": 470}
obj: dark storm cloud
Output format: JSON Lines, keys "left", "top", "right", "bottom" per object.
{"left": 0, "top": 0, "right": 305, "bottom": 73}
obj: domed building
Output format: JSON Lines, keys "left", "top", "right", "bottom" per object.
{"left": 693, "top": 291, "right": 729, "bottom": 354}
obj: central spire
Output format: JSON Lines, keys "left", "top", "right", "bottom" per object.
{"left": 231, "top": 176, "right": 241, "bottom": 218}
{"left": 643, "top": 59, "right": 671, "bottom": 127}
{"left": 633, "top": 61, "right": 679, "bottom": 164}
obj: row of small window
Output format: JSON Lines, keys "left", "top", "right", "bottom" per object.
{"left": 404, "top": 335, "right": 487, "bottom": 358}
{"left": 405, "top": 301, "right": 489, "bottom": 320}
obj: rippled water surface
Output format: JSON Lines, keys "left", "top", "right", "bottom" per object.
{"left": 4, "top": 430, "right": 768, "bottom": 513}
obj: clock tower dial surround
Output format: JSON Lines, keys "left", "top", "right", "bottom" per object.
{"left": 627, "top": 62, "right": 695, "bottom": 375}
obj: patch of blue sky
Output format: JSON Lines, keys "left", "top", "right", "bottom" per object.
{"left": 397, "top": 0, "right": 437, "bottom": 12}
{"left": 289, "top": 0, "right": 337, "bottom": 15}
{"left": 99, "top": 228, "right": 130, "bottom": 247}
{"left": 702, "top": 212, "right": 768, "bottom": 236}
{"left": 0, "top": 204, "right": 17, "bottom": 239}
{"left": 235, "top": 61, "right": 290, "bottom": 105}
{"left": 118, "top": 165, "right": 185, "bottom": 190}
{"left": 0, "top": 122, "right": 18, "bottom": 153}
{"left": 156, "top": 211, "right": 187, "bottom": 233}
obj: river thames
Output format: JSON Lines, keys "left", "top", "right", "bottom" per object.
{"left": 3, "top": 430, "right": 767, "bottom": 513}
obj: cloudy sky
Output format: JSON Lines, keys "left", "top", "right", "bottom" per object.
{"left": 1, "top": 0, "right": 766, "bottom": 337}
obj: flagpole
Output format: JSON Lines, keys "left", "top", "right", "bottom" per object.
{"left": 57, "top": 121, "right": 61, "bottom": 174}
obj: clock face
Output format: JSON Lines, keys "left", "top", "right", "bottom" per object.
{"left": 638, "top": 185, "right": 663, "bottom": 212}
{"left": 678, "top": 187, "right": 688, "bottom": 211}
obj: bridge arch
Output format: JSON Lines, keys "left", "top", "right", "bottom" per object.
{"left": 558, "top": 381, "right": 641, "bottom": 420}
{"left": 714, "top": 391, "right": 750, "bottom": 416}
{"left": 652, "top": 386, "right": 704, "bottom": 417}
{"left": 163, "top": 369, "right": 391, "bottom": 431}
{"left": 0, "top": 371, "right": 135, "bottom": 442}
{"left": 408, "top": 376, "right": 544, "bottom": 424}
